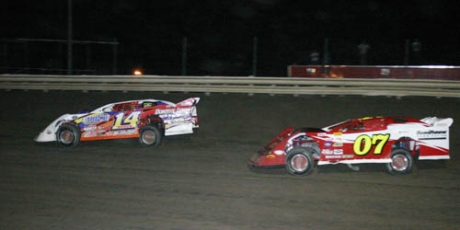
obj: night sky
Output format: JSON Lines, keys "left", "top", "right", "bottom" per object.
{"left": 1, "top": 0, "right": 459, "bottom": 76}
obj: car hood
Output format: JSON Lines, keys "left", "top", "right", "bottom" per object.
{"left": 35, "top": 113, "right": 88, "bottom": 142}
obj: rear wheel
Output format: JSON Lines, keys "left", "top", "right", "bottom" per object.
{"left": 56, "top": 124, "right": 81, "bottom": 148}
{"left": 139, "top": 125, "right": 162, "bottom": 147}
{"left": 385, "top": 148, "right": 414, "bottom": 175}
{"left": 286, "top": 147, "right": 315, "bottom": 176}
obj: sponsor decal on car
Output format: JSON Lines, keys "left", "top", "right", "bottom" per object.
{"left": 333, "top": 142, "right": 343, "bottom": 147}
{"left": 325, "top": 155, "right": 343, "bottom": 159}
{"left": 106, "top": 129, "right": 136, "bottom": 136}
{"left": 322, "top": 149, "right": 333, "bottom": 154}
{"left": 82, "top": 114, "right": 110, "bottom": 124}
{"left": 155, "top": 108, "right": 191, "bottom": 115}
{"left": 416, "top": 130, "right": 447, "bottom": 140}
{"left": 333, "top": 149, "right": 344, "bottom": 155}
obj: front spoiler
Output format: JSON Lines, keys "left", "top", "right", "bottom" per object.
{"left": 247, "top": 153, "right": 286, "bottom": 169}
{"left": 247, "top": 161, "right": 285, "bottom": 169}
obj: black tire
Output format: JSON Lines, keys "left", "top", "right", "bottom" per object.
{"left": 385, "top": 148, "right": 414, "bottom": 175}
{"left": 139, "top": 125, "right": 162, "bottom": 147}
{"left": 285, "top": 147, "right": 315, "bottom": 176}
{"left": 56, "top": 124, "right": 81, "bottom": 148}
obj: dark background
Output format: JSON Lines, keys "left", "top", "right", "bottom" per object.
{"left": 1, "top": 0, "right": 459, "bottom": 75}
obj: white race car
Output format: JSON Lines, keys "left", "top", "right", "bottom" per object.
{"left": 35, "top": 97, "right": 200, "bottom": 147}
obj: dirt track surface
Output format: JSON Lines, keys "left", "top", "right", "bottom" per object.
{"left": 1, "top": 91, "right": 459, "bottom": 230}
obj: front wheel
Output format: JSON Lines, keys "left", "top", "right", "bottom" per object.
{"left": 56, "top": 124, "right": 81, "bottom": 148}
{"left": 139, "top": 125, "right": 162, "bottom": 147}
{"left": 385, "top": 148, "right": 414, "bottom": 175}
{"left": 285, "top": 147, "right": 315, "bottom": 176}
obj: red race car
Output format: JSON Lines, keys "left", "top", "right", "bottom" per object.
{"left": 35, "top": 97, "right": 200, "bottom": 147}
{"left": 248, "top": 116, "right": 453, "bottom": 175}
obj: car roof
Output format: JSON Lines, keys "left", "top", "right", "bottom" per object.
{"left": 91, "top": 99, "right": 175, "bottom": 113}
{"left": 323, "top": 116, "right": 423, "bottom": 131}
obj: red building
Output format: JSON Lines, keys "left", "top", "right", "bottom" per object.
{"left": 288, "top": 65, "right": 460, "bottom": 80}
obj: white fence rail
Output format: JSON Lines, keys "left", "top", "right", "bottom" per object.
{"left": 1, "top": 74, "right": 460, "bottom": 98}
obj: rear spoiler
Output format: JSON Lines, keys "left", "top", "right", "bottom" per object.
{"left": 420, "top": 117, "right": 453, "bottom": 127}
{"left": 177, "top": 97, "right": 200, "bottom": 106}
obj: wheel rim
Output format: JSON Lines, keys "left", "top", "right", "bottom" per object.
{"left": 142, "top": 130, "right": 157, "bottom": 145}
{"left": 60, "top": 130, "right": 74, "bottom": 144}
{"left": 391, "top": 154, "right": 408, "bottom": 171}
{"left": 290, "top": 154, "right": 309, "bottom": 172}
